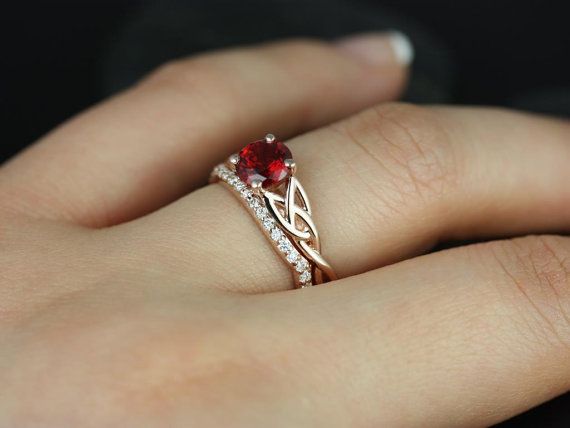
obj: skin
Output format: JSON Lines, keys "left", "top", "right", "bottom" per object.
{"left": 1, "top": 36, "right": 570, "bottom": 427}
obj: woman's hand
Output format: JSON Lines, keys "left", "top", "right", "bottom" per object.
{"left": 1, "top": 33, "right": 570, "bottom": 427}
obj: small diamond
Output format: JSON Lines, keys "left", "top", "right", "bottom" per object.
{"left": 296, "top": 259, "right": 309, "bottom": 272}
{"left": 299, "top": 271, "right": 311, "bottom": 283}
{"left": 278, "top": 238, "right": 292, "bottom": 253}
{"left": 271, "top": 228, "right": 283, "bottom": 241}
{"left": 249, "top": 198, "right": 260, "bottom": 209}
{"left": 240, "top": 189, "right": 253, "bottom": 199}
{"left": 262, "top": 217, "right": 275, "bottom": 230}
{"left": 255, "top": 206, "right": 267, "bottom": 219}
{"left": 287, "top": 250, "right": 300, "bottom": 263}
{"left": 228, "top": 175, "right": 239, "bottom": 185}
{"left": 234, "top": 181, "right": 246, "bottom": 191}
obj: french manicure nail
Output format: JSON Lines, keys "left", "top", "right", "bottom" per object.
{"left": 335, "top": 31, "right": 414, "bottom": 67}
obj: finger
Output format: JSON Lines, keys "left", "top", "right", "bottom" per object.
{"left": 255, "top": 235, "right": 570, "bottom": 426}
{"left": 0, "top": 33, "right": 410, "bottom": 227}
{"left": 139, "top": 103, "right": 570, "bottom": 292}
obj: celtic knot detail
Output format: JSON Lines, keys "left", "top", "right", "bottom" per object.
{"left": 264, "top": 177, "right": 336, "bottom": 284}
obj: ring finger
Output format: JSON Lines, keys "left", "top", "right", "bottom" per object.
{"left": 132, "top": 103, "right": 570, "bottom": 292}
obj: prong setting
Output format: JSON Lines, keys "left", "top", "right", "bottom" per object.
{"left": 251, "top": 178, "right": 264, "bottom": 195}
{"left": 212, "top": 163, "right": 320, "bottom": 287}
{"left": 213, "top": 132, "right": 335, "bottom": 287}
{"left": 229, "top": 153, "right": 240, "bottom": 165}
{"left": 284, "top": 158, "right": 296, "bottom": 175}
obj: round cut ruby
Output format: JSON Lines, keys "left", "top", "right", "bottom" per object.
{"left": 236, "top": 139, "right": 292, "bottom": 189}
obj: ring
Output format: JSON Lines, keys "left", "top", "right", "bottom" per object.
{"left": 210, "top": 134, "right": 337, "bottom": 288}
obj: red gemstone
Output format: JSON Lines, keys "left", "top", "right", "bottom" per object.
{"left": 236, "top": 138, "right": 292, "bottom": 189}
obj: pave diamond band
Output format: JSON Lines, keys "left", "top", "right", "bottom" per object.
{"left": 210, "top": 134, "right": 336, "bottom": 288}
{"left": 212, "top": 164, "right": 313, "bottom": 287}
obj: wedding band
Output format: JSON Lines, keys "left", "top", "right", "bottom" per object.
{"left": 210, "top": 134, "right": 336, "bottom": 288}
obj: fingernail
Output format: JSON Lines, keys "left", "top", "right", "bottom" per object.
{"left": 335, "top": 31, "right": 414, "bottom": 67}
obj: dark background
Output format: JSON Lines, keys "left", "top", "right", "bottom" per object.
{"left": 1, "top": 0, "right": 569, "bottom": 425}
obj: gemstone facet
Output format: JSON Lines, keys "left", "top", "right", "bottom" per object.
{"left": 236, "top": 139, "right": 292, "bottom": 189}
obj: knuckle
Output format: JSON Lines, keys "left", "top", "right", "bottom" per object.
{"left": 332, "top": 103, "right": 458, "bottom": 205}
{"left": 486, "top": 235, "right": 570, "bottom": 349}
{"left": 138, "top": 55, "right": 247, "bottom": 128}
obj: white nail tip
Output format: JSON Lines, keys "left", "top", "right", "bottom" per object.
{"left": 388, "top": 31, "right": 414, "bottom": 66}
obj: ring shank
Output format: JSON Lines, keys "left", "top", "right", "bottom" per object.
{"left": 211, "top": 164, "right": 317, "bottom": 287}
{"left": 210, "top": 138, "right": 336, "bottom": 288}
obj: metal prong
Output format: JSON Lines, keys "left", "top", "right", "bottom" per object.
{"left": 251, "top": 178, "right": 264, "bottom": 195}
{"left": 228, "top": 153, "right": 240, "bottom": 165}
{"left": 284, "top": 158, "right": 297, "bottom": 175}
{"left": 265, "top": 133, "right": 276, "bottom": 143}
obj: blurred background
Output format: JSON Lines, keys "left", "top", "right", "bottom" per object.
{"left": 1, "top": 1, "right": 569, "bottom": 425}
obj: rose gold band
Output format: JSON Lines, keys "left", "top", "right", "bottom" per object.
{"left": 211, "top": 164, "right": 314, "bottom": 287}
{"left": 210, "top": 135, "right": 336, "bottom": 288}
